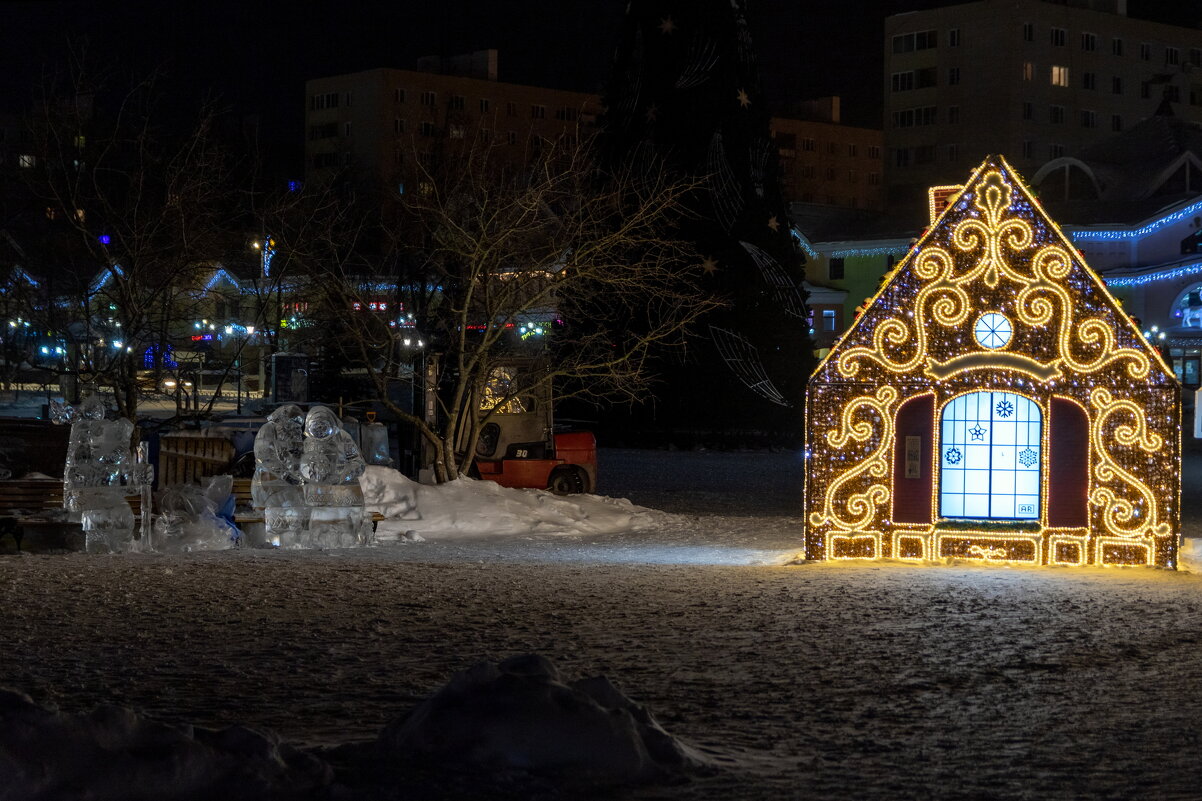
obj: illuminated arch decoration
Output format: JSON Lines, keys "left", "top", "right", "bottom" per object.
{"left": 804, "top": 155, "right": 1180, "bottom": 568}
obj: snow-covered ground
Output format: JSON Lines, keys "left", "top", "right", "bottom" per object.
{"left": 2, "top": 447, "right": 1202, "bottom": 799}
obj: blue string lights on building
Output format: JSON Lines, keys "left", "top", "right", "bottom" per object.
{"left": 828, "top": 245, "right": 911, "bottom": 259}
{"left": 790, "top": 227, "right": 818, "bottom": 259}
{"left": 1101, "top": 261, "right": 1202, "bottom": 288}
{"left": 1069, "top": 200, "right": 1202, "bottom": 242}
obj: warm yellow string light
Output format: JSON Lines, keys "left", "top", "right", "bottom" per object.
{"left": 805, "top": 156, "right": 1180, "bottom": 568}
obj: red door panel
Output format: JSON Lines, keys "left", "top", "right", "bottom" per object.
{"left": 893, "top": 394, "right": 934, "bottom": 524}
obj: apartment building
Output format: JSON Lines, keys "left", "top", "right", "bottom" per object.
{"left": 884, "top": 0, "right": 1202, "bottom": 210}
{"left": 772, "top": 102, "right": 884, "bottom": 211}
{"left": 304, "top": 51, "right": 599, "bottom": 192}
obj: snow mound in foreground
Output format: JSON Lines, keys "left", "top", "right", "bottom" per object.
{"left": 0, "top": 688, "right": 331, "bottom": 801}
{"left": 360, "top": 466, "right": 666, "bottom": 541}
{"left": 379, "top": 653, "right": 714, "bottom": 784}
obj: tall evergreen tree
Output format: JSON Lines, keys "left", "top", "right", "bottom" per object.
{"left": 600, "top": 0, "right": 815, "bottom": 442}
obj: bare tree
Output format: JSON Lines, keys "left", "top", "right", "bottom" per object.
{"left": 26, "top": 58, "right": 235, "bottom": 426}
{"left": 298, "top": 135, "right": 720, "bottom": 482}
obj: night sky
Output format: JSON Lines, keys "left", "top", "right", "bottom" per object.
{"left": 1, "top": 0, "right": 1193, "bottom": 175}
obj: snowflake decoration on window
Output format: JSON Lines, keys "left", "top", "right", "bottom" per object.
{"left": 969, "top": 424, "right": 986, "bottom": 441}
{"left": 945, "top": 447, "right": 962, "bottom": 465}
{"left": 995, "top": 399, "right": 1015, "bottom": 418}
{"left": 1018, "top": 448, "right": 1037, "bottom": 467}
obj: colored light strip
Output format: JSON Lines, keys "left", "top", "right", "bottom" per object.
{"left": 828, "top": 245, "right": 910, "bottom": 259}
{"left": 1102, "top": 260, "right": 1202, "bottom": 287}
{"left": 1070, "top": 199, "right": 1202, "bottom": 241}
{"left": 791, "top": 228, "right": 818, "bottom": 259}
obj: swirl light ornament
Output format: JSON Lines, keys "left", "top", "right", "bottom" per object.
{"left": 804, "top": 155, "right": 1180, "bottom": 568}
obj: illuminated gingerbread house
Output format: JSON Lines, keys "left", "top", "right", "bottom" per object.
{"left": 804, "top": 155, "right": 1181, "bottom": 568}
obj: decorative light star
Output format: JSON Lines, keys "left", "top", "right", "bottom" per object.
{"left": 658, "top": 16, "right": 676, "bottom": 34}
{"left": 767, "top": 216, "right": 780, "bottom": 232}
{"left": 736, "top": 88, "right": 751, "bottom": 108}
{"left": 969, "top": 424, "right": 986, "bottom": 441}
{"left": 700, "top": 256, "right": 719, "bottom": 274}
{"left": 645, "top": 104, "right": 658, "bottom": 123}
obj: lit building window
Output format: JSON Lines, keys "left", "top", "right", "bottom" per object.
{"left": 940, "top": 392, "right": 1041, "bottom": 520}
{"left": 1051, "top": 65, "right": 1069, "bottom": 87}
{"left": 822, "top": 309, "right": 837, "bottom": 331}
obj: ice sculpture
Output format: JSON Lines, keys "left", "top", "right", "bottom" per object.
{"left": 63, "top": 394, "right": 135, "bottom": 553}
{"left": 252, "top": 404, "right": 306, "bottom": 548}
{"left": 300, "top": 406, "right": 367, "bottom": 548}
{"left": 153, "top": 476, "right": 239, "bottom": 553}
{"left": 361, "top": 420, "right": 392, "bottom": 466}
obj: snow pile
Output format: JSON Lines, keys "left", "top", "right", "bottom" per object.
{"left": 378, "top": 653, "right": 714, "bottom": 785}
{"left": 360, "top": 466, "right": 666, "bottom": 541}
{"left": 0, "top": 688, "right": 332, "bottom": 801}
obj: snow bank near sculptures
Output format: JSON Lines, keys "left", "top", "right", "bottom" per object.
{"left": 379, "top": 653, "right": 715, "bottom": 784}
{"left": 0, "top": 689, "right": 331, "bottom": 801}
{"left": 359, "top": 466, "right": 666, "bottom": 541}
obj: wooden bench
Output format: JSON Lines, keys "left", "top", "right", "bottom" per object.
{"left": 0, "top": 480, "right": 142, "bottom": 552}
{"left": 233, "top": 510, "right": 385, "bottom": 525}
{"left": 228, "top": 479, "right": 382, "bottom": 526}
{"left": 232, "top": 478, "right": 253, "bottom": 510}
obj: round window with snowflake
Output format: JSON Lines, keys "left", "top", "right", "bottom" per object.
{"left": 974, "top": 312, "right": 1012, "bottom": 350}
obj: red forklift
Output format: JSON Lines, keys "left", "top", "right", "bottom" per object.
{"left": 466, "top": 366, "right": 597, "bottom": 494}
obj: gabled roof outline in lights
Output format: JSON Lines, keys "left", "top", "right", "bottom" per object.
{"left": 204, "top": 267, "right": 241, "bottom": 292}
{"left": 10, "top": 267, "right": 39, "bottom": 288}
{"left": 89, "top": 264, "right": 125, "bottom": 294}
{"left": 790, "top": 227, "right": 818, "bottom": 259}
